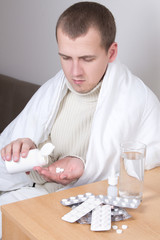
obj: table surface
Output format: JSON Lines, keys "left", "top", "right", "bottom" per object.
{"left": 2, "top": 167, "right": 160, "bottom": 240}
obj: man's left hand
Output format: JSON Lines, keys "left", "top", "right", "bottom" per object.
{"left": 34, "top": 156, "right": 84, "bottom": 185}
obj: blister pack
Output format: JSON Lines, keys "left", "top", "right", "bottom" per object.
{"left": 61, "top": 193, "right": 141, "bottom": 209}
{"left": 73, "top": 205, "right": 131, "bottom": 224}
{"left": 97, "top": 195, "right": 141, "bottom": 209}
{"left": 91, "top": 205, "right": 111, "bottom": 231}
{"left": 111, "top": 206, "right": 131, "bottom": 221}
{"left": 77, "top": 211, "right": 92, "bottom": 224}
{"left": 61, "top": 192, "right": 95, "bottom": 206}
{"left": 62, "top": 197, "right": 103, "bottom": 223}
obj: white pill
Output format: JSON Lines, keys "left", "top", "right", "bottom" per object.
{"left": 70, "top": 197, "right": 76, "bottom": 200}
{"left": 56, "top": 167, "right": 64, "bottom": 173}
{"left": 116, "top": 229, "right": 123, "bottom": 234}
{"left": 130, "top": 203, "right": 136, "bottom": 208}
{"left": 122, "top": 224, "right": 128, "bottom": 229}
{"left": 98, "top": 194, "right": 104, "bottom": 199}
{"left": 119, "top": 210, "right": 123, "bottom": 214}
{"left": 85, "top": 192, "right": 92, "bottom": 196}
{"left": 78, "top": 194, "right": 84, "bottom": 198}
{"left": 112, "top": 225, "right": 118, "bottom": 230}
{"left": 81, "top": 197, "right": 87, "bottom": 201}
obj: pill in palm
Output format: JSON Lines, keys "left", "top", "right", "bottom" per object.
{"left": 56, "top": 167, "right": 64, "bottom": 173}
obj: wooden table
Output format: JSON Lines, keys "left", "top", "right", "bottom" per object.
{"left": 1, "top": 167, "right": 160, "bottom": 240}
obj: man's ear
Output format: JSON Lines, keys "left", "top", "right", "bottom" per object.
{"left": 108, "top": 42, "right": 118, "bottom": 63}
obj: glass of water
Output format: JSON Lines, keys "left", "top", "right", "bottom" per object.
{"left": 119, "top": 141, "right": 146, "bottom": 201}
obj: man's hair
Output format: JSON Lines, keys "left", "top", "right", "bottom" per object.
{"left": 56, "top": 1, "right": 116, "bottom": 52}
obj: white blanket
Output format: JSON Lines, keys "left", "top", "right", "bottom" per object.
{"left": 0, "top": 60, "right": 160, "bottom": 191}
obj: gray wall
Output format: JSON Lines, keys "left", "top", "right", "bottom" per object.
{"left": 0, "top": 0, "right": 160, "bottom": 99}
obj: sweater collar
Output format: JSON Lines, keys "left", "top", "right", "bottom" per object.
{"left": 65, "top": 79, "right": 102, "bottom": 100}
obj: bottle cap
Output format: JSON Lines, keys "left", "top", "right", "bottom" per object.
{"left": 40, "top": 143, "right": 55, "bottom": 156}
{"left": 108, "top": 175, "right": 118, "bottom": 185}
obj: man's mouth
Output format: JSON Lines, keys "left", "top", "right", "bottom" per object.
{"left": 73, "top": 79, "right": 85, "bottom": 85}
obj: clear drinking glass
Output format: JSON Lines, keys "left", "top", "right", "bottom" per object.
{"left": 119, "top": 141, "right": 146, "bottom": 201}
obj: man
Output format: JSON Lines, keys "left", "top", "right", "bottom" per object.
{"left": 0, "top": 1, "right": 118, "bottom": 192}
{"left": 0, "top": 2, "right": 160, "bottom": 237}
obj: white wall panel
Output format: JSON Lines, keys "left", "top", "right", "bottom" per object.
{"left": 0, "top": 0, "right": 159, "bottom": 98}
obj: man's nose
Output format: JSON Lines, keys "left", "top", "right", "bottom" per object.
{"left": 71, "top": 60, "right": 83, "bottom": 76}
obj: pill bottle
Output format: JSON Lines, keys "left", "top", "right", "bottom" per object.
{"left": 5, "top": 143, "right": 55, "bottom": 174}
{"left": 107, "top": 173, "right": 118, "bottom": 197}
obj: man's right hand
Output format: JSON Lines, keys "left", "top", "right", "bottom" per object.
{"left": 0, "top": 138, "right": 37, "bottom": 162}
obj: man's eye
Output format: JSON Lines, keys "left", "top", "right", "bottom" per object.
{"left": 83, "top": 57, "right": 95, "bottom": 62}
{"left": 62, "top": 56, "right": 70, "bottom": 60}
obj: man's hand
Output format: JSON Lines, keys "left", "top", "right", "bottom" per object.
{"left": 34, "top": 156, "right": 84, "bottom": 185}
{"left": 1, "top": 138, "right": 37, "bottom": 162}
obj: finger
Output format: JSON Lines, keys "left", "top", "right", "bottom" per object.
{"left": 33, "top": 167, "right": 51, "bottom": 181}
{"left": 3, "top": 144, "right": 13, "bottom": 161}
{"left": 12, "top": 139, "right": 23, "bottom": 162}
{"left": 21, "top": 138, "right": 36, "bottom": 158}
{"left": 59, "top": 173, "right": 67, "bottom": 180}
{"left": 0, "top": 148, "right": 6, "bottom": 161}
{"left": 58, "top": 176, "right": 74, "bottom": 185}
{"left": 59, "top": 172, "right": 75, "bottom": 182}
{"left": 33, "top": 167, "right": 51, "bottom": 178}
{"left": 59, "top": 164, "right": 84, "bottom": 183}
{"left": 41, "top": 168, "right": 56, "bottom": 180}
{"left": 21, "top": 143, "right": 31, "bottom": 158}
{"left": 42, "top": 166, "right": 63, "bottom": 182}
{"left": 33, "top": 166, "right": 43, "bottom": 174}
{"left": 42, "top": 176, "right": 52, "bottom": 182}
{"left": 59, "top": 166, "right": 78, "bottom": 179}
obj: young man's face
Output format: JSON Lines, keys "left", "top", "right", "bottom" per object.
{"left": 57, "top": 27, "right": 117, "bottom": 93}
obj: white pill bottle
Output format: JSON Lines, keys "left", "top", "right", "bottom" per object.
{"left": 107, "top": 172, "right": 118, "bottom": 197}
{"left": 5, "top": 143, "right": 55, "bottom": 174}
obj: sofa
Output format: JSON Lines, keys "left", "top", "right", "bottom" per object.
{"left": 0, "top": 74, "right": 40, "bottom": 133}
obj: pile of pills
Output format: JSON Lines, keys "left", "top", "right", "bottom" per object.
{"left": 112, "top": 224, "right": 128, "bottom": 234}
{"left": 56, "top": 167, "right": 64, "bottom": 173}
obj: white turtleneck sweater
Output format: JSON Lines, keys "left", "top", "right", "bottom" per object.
{"left": 29, "top": 80, "right": 102, "bottom": 192}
